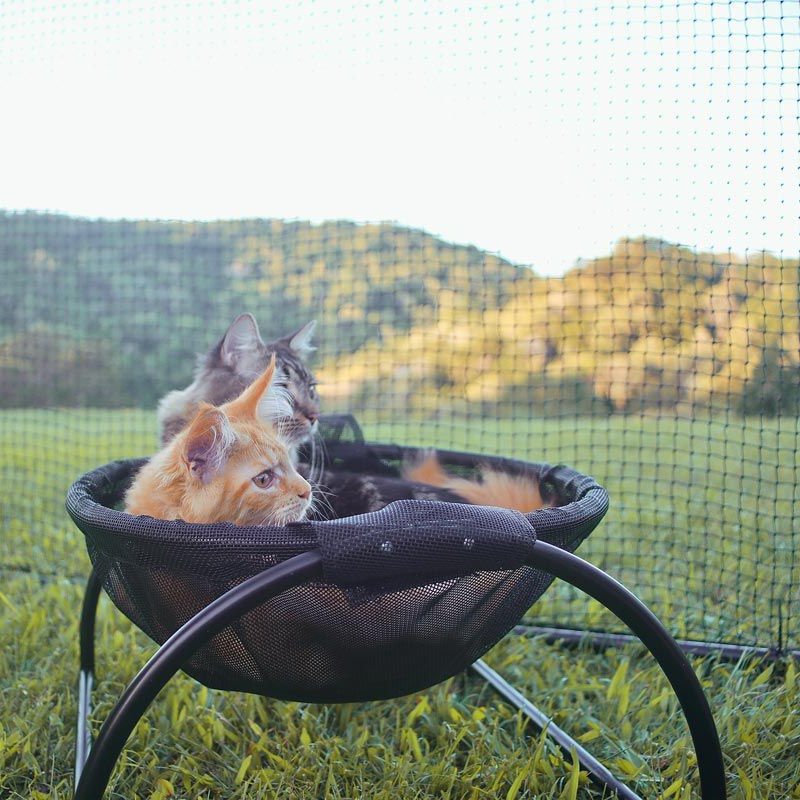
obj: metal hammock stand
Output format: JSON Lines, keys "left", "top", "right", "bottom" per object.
{"left": 66, "top": 416, "right": 726, "bottom": 800}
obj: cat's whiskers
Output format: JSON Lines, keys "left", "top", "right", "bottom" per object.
{"left": 305, "top": 431, "right": 326, "bottom": 486}
{"left": 259, "top": 502, "right": 305, "bottom": 527}
{"left": 308, "top": 482, "right": 335, "bottom": 521}
{"left": 257, "top": 510, "right": 278, "bottom": 526}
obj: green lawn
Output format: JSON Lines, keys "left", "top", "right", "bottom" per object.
{"left": 1, "top": 410, "right": 799, "bottom": 798}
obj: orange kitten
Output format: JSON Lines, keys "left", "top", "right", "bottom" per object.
{"left": 126, "top": 356, "right": 312, "bottom": 526}
{"left": 403, "top": 450, "right": 553, "bottom": 514}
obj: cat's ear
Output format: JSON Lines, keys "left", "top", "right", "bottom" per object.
{"left": 218, "top": 313, "right": 263, "bottom": 367}
{"left": 224, "top": 354, "right": 290, "bottom": 422}
{"left": 285, "top": 320, "right": 317, "bottom": 356}
{"left": 182, "top": 405, "right": 236, "bottom": 484}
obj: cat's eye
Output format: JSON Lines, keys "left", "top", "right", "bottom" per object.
{"left": 252, "top": 469, "right": 275, "bottom": 489}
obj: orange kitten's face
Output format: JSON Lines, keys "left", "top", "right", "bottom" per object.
{"left": 180, "top": 423, "right": 313, "bottom": 526}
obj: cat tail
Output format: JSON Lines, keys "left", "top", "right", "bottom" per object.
{"left": 403, "top": 450, "right": 552, "bottom": 514}
{"left": 402, "top": 449, "right": 453, "bottom": 487}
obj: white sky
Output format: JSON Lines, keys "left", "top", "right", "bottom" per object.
{"left": 0, "top": 0, "right": 797, "bottom": 275}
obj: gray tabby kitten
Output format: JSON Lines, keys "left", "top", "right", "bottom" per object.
{"left": 157, "top": 313, "right": 320, "bottom": 454}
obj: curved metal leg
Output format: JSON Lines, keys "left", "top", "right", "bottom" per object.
{"left": 75, "top": 543, "right": 726, "bottom": 799}
{"left": 75, "top": 569, "right": 103, "bottom": 789}
{"left": 73, "top": 551, "right": 324, "bottom": 800}
{"left": 488, "top": 542, "right": 725, "bottom": 799}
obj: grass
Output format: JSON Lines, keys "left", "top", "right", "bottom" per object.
{"left": 2, "top": 410, "right": 799, "bottom": 798}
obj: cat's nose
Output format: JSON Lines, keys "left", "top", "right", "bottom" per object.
{"left": 304, "top": 411, "right": 319, "bottom": 424}
{"left": 297, "top": 488, "right": 311, "bottom": 500}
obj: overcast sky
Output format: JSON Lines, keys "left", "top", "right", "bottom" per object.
{"left": 1, "top": 0, "right": 797, "bottom": 274}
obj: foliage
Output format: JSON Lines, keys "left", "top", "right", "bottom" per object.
{"left": 0, "top": 212, "right": 523, "bottom": 408}
{"left": 1, "top": 212, "right": 798, "bottom": 416}
{"left": 323, "top": 239, "right": 800, "bottom": 419}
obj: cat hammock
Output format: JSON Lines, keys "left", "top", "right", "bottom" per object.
{"left": 67, "top": 416, "right": 726, "bottom": 799}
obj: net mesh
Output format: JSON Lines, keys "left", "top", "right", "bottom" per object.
{"left": 1, "top": 1, "right": 798, "bottom": 656}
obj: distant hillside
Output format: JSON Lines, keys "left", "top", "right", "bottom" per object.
{"left": 1, "top": 212, "right": 798, "bottom": 415}
{"left": 0, "top": 212, "right": 527, "bottom": 407}
{"left": 320, "top": 237, "right": 800, "bottom": 417}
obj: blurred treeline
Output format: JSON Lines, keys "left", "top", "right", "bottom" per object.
{"left": 1, "top": 212, "right": 798, "bottom": 417}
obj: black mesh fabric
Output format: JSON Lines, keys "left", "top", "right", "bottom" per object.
{"left": 66, "top": 429, "right": 608, "bottom": 702}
